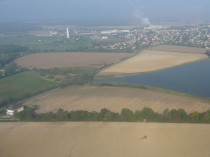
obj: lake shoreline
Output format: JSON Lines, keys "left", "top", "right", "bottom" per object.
{"left": 95, "top": 59, "right": 210, "bottom": 98}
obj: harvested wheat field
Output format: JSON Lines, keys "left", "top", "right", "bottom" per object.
{"left": 23, "top": 86, "right": 210, "bottom": 114}
{"left": 15, "top": 52, "right": 132, "bottom": 69}
{"left": 151, "top": 45, "right": 206, "bottom": 54}
{"left": 99, "top": 50, "right": 208, "bottom": 75}
{"left": 1, "top": 122, "right": 210, "bottom": 157}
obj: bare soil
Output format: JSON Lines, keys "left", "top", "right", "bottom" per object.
{"left": 15, "top": 52, "right": 132, "bottom": 69}
{"left": 99, "top": 50, "right": 208, "bottom": 75}
{"left": 150, "top": 45, "right": 206, "bottom": 54}
{"left": 23, "top": 86, "right": 210, "bottom": 114}
{"left": 1, "top": 122, "right": 210, "bottom": 157}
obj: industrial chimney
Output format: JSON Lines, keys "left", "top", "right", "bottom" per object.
{"left": 66, "top": 28, "right": 70, "bottom": 39}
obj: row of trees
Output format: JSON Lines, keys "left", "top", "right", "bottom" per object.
{"left": 0, "top": 44, "right": 28, "bottom": 54}
{"left": 206, "top": 50, "right": 210, "bottom": 57}
{"left": 0, "top": 44, "right": 29, "bottom": 67}
{"left": 16, "top": 107, "right": 210, "bottom": 123}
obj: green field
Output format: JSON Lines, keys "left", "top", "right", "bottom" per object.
{"left": 0, "top": 71, "right": 57, "bottom": 103}
{"left": 0, "top": 35, "right": 94, "bottom": 52}
{"left": 0, "top": 34, "right": 129, "bottom": 53}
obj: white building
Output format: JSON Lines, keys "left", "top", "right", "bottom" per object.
{"left": 101, "top": 36, "right": 108, "bottom": 40}
{"left": 101, "top": 29, "right": 130, "bottom": 35}
{"left": 0, "top": 70, "right": 5, "bottom": 77}
{"left": 6, "top": 104, "right": 24, "bottom": 116}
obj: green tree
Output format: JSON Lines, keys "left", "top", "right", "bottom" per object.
{"left": 5, "top": 62, "right": 18, "bottom": 75}
{"left": 100, "top": 108, "right": 113, "bottom": 121}
{"left": 162, "top": 109, "right": 170, "bottom": 122}
{"left": 139, "top": 107, "right": 157, "bottom": 121}
{"left": 121, "top": 108, "right": 134, "bottom": 121}
{"left": 177, "top": 108, "right": 188, "bottom": 121}
{"left": 16, "top": 107, "right": 36, "bottom": 121}
{"left": 189, "top": 112, "right": 200, "bottom": 123}
{"left": 202, "top": 110, "right": 210, "bottom": 123}
{"left": 56, "top": 108, "right": 69, "bottom": 121}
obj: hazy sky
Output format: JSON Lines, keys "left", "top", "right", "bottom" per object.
{"left": 0, "top": 0, "right": 210, "bottom": 25}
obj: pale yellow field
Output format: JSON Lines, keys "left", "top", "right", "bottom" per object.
{"left": 15, "top": 52, "right": 132, "bottom": 69}
{"left": 98, "top": 50, "right": 208, "bottom": 75}
{"left": 1, "top": 122, "right": 210, "bottom": 157}
{"left": 151, "top": 45, "right": 206, "bottom": 54}
{"left": 23, "top": 86, "right": 210, "bottom": 114}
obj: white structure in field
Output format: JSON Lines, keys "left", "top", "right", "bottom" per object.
{"left": 66, "top": 28, "right": 70, "bottom": 39}
{"left": 6, "top": 109, "right": 15, "bottom": 116}
{"left": 101, "top": 29, "right": 130, "bottom": 35}
{"left": 0, "top": 70, "right": 5, "bottom": 77}
{"left": 6, "top": 104, "right": 24, "bottom": 116}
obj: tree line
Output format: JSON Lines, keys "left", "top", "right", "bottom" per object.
{"left": 16, "top": 107, "right": 210, "bottom": 123}
{"left": 206, "top": 50, "right": 210, "bottom": 57}
{"left": 0, "top": 44, "right": 29, "bottom": 67}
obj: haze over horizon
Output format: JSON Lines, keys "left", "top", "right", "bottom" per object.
{"left": 0, "top": 0, "right": 210, "bottom": 25}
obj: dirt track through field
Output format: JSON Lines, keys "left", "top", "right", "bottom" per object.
{"left": 23, "top": 86, "right": 210, "bottom": 114}
{"left": 1, "top": 122, "right": 210, "bottom": 157}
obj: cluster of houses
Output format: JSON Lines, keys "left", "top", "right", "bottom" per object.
{"left": 6, "top": 104, "right": 24, "bottom": 116}
{"left": 0, "top": 104, "right": 24, "bottom": 119}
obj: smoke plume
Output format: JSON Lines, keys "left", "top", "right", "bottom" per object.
{"left": 141, "top": 17, "right": 151, "bottom": 26}
{"left": 133, "top": 10, "right": 151, "bottom": 26}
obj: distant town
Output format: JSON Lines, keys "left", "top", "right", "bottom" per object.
{"left": 28, "top": 24, "right": 210, "bottom": 52}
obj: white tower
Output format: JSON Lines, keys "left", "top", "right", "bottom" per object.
{"left": 66, "top": 28, "right": 70, "bottom": 39}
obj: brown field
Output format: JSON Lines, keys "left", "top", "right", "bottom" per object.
{"left": 99, "top": 50, "right": 208, "bottom": 75}
{"left": 23, "top": 86, "right": 210, "bottom": 114}
{"left": 1, "top": 122, "right": 210, "bottom": 157}
{"left": 15, "top": 52, "right": 132, "bottom": 69}
{"left": 150, "top": 45, "right": 206, "bottom": 54}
